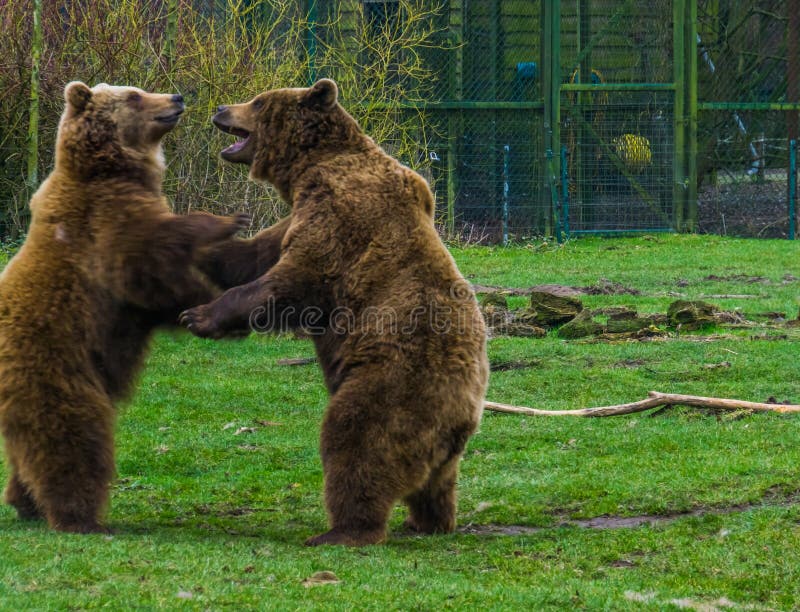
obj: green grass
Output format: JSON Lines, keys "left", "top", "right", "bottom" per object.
{"left": 2, "top": 235, "right": 800, "bottom": 609}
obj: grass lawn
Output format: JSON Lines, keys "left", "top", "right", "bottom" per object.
{"left": 1, "top": 234, "right": 800, "bottom": 609}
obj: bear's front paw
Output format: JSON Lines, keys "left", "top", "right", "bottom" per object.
{"left": 179, "top": 305, "right": 225, "bottom": 339}
{"left": 213, "top": 212, "right": 251, "bottom": 240}
{"left": 232, "top": 212, "right": 251, "bottom": 232}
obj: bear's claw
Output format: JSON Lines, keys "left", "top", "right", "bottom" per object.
{"left": 232, "top": 212, "right": 251, "bottom": 232}
{"left": 179, "top": 306, "right": 222, "bottom": 339}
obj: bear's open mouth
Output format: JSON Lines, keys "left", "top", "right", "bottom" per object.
{"left": 219, "top": 126, "right": 251, "bottom": 155}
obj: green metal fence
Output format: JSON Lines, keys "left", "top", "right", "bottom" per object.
{"left": 352, "top": 0, "right": 800, "bottom": 240}
{"left": 695, "top": 0, "right": 800, "bottom": 238}
{"left": 2, "top": 0, "right": 799, "bottom": 241}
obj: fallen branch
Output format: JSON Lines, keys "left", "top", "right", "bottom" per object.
{"left": 276, "top": 357, "right": 317, "bottom": 366}
{"left": 484, "top": 391, "right": 800, "bottom": 417}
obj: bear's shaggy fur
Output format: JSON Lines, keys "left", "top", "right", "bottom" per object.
{"left": 182, "top": 80, "right": 489, "bottom": 546}
{"left": 0, "top": 82, "right": 248, "bottom": 533}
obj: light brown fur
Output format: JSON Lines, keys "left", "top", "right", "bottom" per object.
{"left": 0, "top": 82, "right": 247, "bottom": 533}
{"left": 182, "top": 80, "right": 488, "bottom": 546}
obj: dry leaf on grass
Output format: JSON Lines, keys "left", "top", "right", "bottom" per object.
{"left": 302, "top": 571, "right": 341, "bottom": 588}
{"left": 255, "top": 419, "right": 282, "bottom": 427}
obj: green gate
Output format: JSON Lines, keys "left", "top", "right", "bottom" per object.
{"left": 545, "top": 0, "right": 695, "bottom": 237}
{"left": 422, "top": 0, "right": 701, "bottom": 241}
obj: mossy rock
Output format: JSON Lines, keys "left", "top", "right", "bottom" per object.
{"left": 557, "top": 307, "right": 664, "bottom": 339}
{"left": 479, "top": 292, "right": 509, "bottom": 310}
{"left": 529, "top": 290, "right": 583, "bottom": 326}
{"left": 494, "top": 321, "right": 547, "bottom": 338}
{"left": 604, "top": 316, "right": 656, "bottom": 334}
{"left": 667, "top": 300, "right": 718, "bottom": 330}
{"left": 513, "top": 310, "right": 542, "bottom": 326}
{"left": 602, "top": 306, "right": 639, "bottom": 321}
{"left": 481, "top": 306, "right": 509, "bottom": 328}
{"left": 557, "top": 310, "right": 603, "bottom": 339}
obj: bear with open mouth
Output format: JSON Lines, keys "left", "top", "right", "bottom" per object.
{"left": 182, "top": 79, "right": 488, "bottom": 546}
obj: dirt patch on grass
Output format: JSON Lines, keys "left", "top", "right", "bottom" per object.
{"left": 614, "top": 358, "right": 647, "bottom": 368}
{"left": 490, "top": 359, "right": 542, "bottom": 372}
{"left": 472, "top": 281, "right": 640, "bottom": 298}
{"left": 580, "top": 279, "right": 641, "bottom": 296}
{"left": 459, "top": 515, "right": 675, "bottom": 536}
{"left": 459, "top": 489, "right": 800, "bottom": 536}
{"left": 704, "top": 274, "right": 770, "bottom": 284}
{"left": 193, "top": 504, "right": 259, "bottom": 518}
{"left": 697, "top": 179, "right": 791, "bottom": 239}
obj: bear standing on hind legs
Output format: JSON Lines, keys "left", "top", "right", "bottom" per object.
{"left": 181, "top": 79, "right": 489, "bottom": 546}
{"left": 0, "top": 82, "right": 249, "bottom": 533}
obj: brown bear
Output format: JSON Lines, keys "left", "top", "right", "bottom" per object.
{"left": 0, "top": 82, "right": 249, "bottom": 533}
{"left": 181, "top": 79, "right": 489, "bottom": 546}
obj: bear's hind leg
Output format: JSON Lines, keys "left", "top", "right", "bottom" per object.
{"left": 15, "top": 394, "right": 115, "bottom": 534}
{"left": 38, "top": 432, "right": 114, "bottom": 534}
{"left": 4, "top": 472, "right": 42, "bottom": 521}
{"left": 305, "top": 403, "right": 409, "bottom": 546}
{"left": 402, "top": 454, "right": 460, "bottom": 535}
{"left": 305, "top": 456, "right": 395, "bottom": 547}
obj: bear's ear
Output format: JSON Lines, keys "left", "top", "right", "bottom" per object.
{"left": 64, "top": 81, "right": 92, "bottom": 114}
{"left": 301, "top": 79, "right": 338, "bottom": 111}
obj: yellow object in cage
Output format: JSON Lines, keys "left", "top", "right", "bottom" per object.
{"left": 611, "top": 133, "right": 652, "bottom": 173}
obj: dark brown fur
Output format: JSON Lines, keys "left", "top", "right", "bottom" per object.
{"left": 182, "top": 80, "right": 488, "bottom": 546}
{"left": 196, "top": 216, "right": 290, "bottom": 290}
{"left": 0, "top": 82, "right": 247, "bottom": 533}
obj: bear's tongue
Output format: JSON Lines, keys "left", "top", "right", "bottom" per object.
{"left": 223, "top": 136, "right": 249, "bottom": 154}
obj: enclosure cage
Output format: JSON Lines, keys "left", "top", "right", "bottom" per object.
{"left": 309, "top": 0, "right": 800, "bottom": 241}
{"left": 2, "top": 0, "right": 799, "bottom": 242}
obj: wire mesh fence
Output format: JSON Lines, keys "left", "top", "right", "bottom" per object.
{"left": 697, "top": 110, "right": 794, "bottom": 237}
{"left": 562, "top": 91, "right": 675, "bottom": 233}
{"left": 695, "top": 0, "right": 798, "bottom": 238}
{"left": 426, "top": 109, "right": 546, "bottom": 243}
{"left": 1, "top": 0, "right": 798, "bottom": 242}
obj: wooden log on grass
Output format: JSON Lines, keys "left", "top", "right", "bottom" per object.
{"left": 484, "top": 392, "right": 800, "bottom": 417}
{"left": 275, "top": 355, "right": 800, "bottom": 417}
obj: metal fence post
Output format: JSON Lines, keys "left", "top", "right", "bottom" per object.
{"left": 576, "top": 0, "right": 592, "bottom": 226}
{"left": 502, "top": 145, "right": 510, "bottom": 245}
{"left": 560, "top": 144, "right": 569, "bottom": 240}
{"left": 541, "top": 0, "right": 561, "bottom": 238}
{"left": 445, "top": 0, "right": 464, "bottom": 237}
{"left": 673, "top": 0, "right": 686, "bottom": 231}
{"left": 790, "top": 139, "right": 797, "bottom": 240}
{"left": 686, "top": 0, "right": 698, "bottom": 230}
{"left": 788, "top": 0, "right": 798, "bottom": 238}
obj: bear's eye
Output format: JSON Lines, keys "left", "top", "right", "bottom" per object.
{"left": 127, "top": 92, "right": 142, "bottom": 104}
{"left": 252, "top": 98, "right": 264, "bottom": 110}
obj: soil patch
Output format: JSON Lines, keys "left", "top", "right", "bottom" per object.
{"left": 580, "top": 279, "right": 641, "bottom": 295}
{"left": 490, "top": 359, "right": 542, "bottom": 372}
{"left": 459, "top": 488, "right": 800, "bottom": 536}
{"left": 704, "top": 274, "right": 770, "bottom": 284}
{"left": 697, "top": 179, "right": 791, "bottom": 238}
{"left": 472, "top": 281, "right": 640, "bottom": 298}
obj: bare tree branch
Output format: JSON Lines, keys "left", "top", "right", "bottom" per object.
{"left": 484, "top": 392, "right": 800, "bottom": 417}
